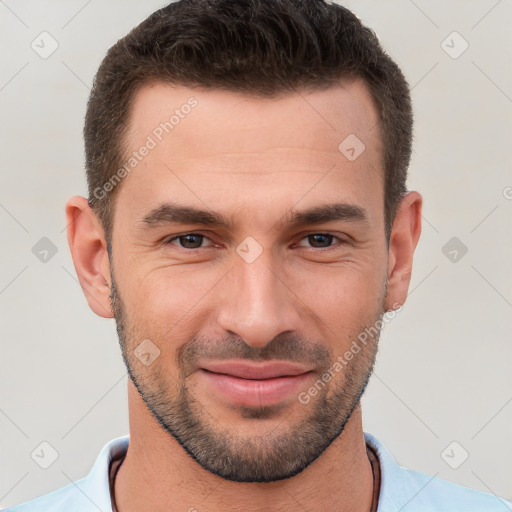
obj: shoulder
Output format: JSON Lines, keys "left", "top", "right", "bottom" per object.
{"left": 3, "top": 478, "right": 93, "bottom": 512}
{"left": 395, "top": 465, "right": 511, "bottom": 511}
{"left": 364, "top": 432, "right": 512, "bottom": 512}
{"left": 3, "top": 435, "right": 129, "bottom": 512}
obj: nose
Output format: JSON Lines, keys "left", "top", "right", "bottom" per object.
{"left": 216, "top": 248, "right": 302, "bottom": 347}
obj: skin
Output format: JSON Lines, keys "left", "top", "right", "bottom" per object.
{"left": 66, "top": 79, "right": 422, "bottom": 511}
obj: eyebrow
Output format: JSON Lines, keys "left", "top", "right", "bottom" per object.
{"left": 138, "top": 201, "right": 369, "bottom": 230}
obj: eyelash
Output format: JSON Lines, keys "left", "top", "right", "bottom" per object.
{"left": 164, "top": 232, "right": 347, "bottom": 252}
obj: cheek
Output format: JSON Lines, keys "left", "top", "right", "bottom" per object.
{"left": 121, "top": 269, "right": 218, "bottom": 340}
{"left": 119, "top": 241, "right": 387, "bottom": 344}
{"left": 290, "top": 262, "right": 385, "bottom": 327}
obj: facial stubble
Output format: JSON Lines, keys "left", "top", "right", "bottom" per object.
{"left": 109, "top": 265, "right": 385, "bottom": 483}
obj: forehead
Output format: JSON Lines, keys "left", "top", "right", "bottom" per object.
{"left": 116, "top": 80, "right": 384, "bottom": 232}
{"left": 125, "top": 80, "right": 381, "bottom": 158}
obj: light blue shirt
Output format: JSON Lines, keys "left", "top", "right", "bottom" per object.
{"left": 5, "top": 432, "right": 511, "bottom": 511}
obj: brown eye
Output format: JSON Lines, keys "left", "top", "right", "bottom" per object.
{"left": 297, "top": 233, "right": 339, "bottom": 249}
{"left": 308, "top": 234, "right": 334, "bottom": 248}
{"left": 167, "top": 233, "right": 208, "bottom": 249}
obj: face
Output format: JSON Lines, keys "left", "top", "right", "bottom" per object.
{"left": 108, "top": 80, "right": 390, "bottom": 482}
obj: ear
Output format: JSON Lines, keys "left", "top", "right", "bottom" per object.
{"left": 65, "top": 196, "right": 113, "bottom": 318}
{"left": 385, "top": 191, "right": 422, "bottom": 311}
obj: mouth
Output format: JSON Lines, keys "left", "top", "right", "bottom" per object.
{"left": 197, "top": 360, "right": 314, "bottom": 407}
{"left": 200, "top": 360, "right": 312, "bottom": 379}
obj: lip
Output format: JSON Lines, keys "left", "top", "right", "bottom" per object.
{"left": 199, "top": 360, "right": 312, "bottom": 380}
{"left": 197, "top": 360, "right": 314, "bottom": 407}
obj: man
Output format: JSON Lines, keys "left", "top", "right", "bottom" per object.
{"left": 6, "top": 0, "right": 511, "bottom": 511}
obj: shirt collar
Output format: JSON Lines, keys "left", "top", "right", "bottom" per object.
{"left": 87, "top": 432, "right": 404, "bottom": 512}
{"left": 82, "top": 435, "right": 129, "bottom": 512}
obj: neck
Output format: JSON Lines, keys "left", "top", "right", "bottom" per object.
{"left": 114, "top": 380, "right": 375, "bottom": 512}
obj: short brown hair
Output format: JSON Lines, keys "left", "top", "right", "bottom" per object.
{"left": 84, "top": 0, "right": 413, "bottom": 244}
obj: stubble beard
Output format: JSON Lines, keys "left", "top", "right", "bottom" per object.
{"left": 109, "top": 270, "right": 384, "bottom": 483}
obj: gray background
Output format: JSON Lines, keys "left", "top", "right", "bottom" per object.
{"left": 1, "top": 0, "right": 511, "bottom": 508}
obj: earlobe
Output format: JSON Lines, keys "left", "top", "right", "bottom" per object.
{"left": 65, "top": 196, "right": 114, "bottom": 318}
{"left": 384, "top": 191, "right": 422, "bottom": 312}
